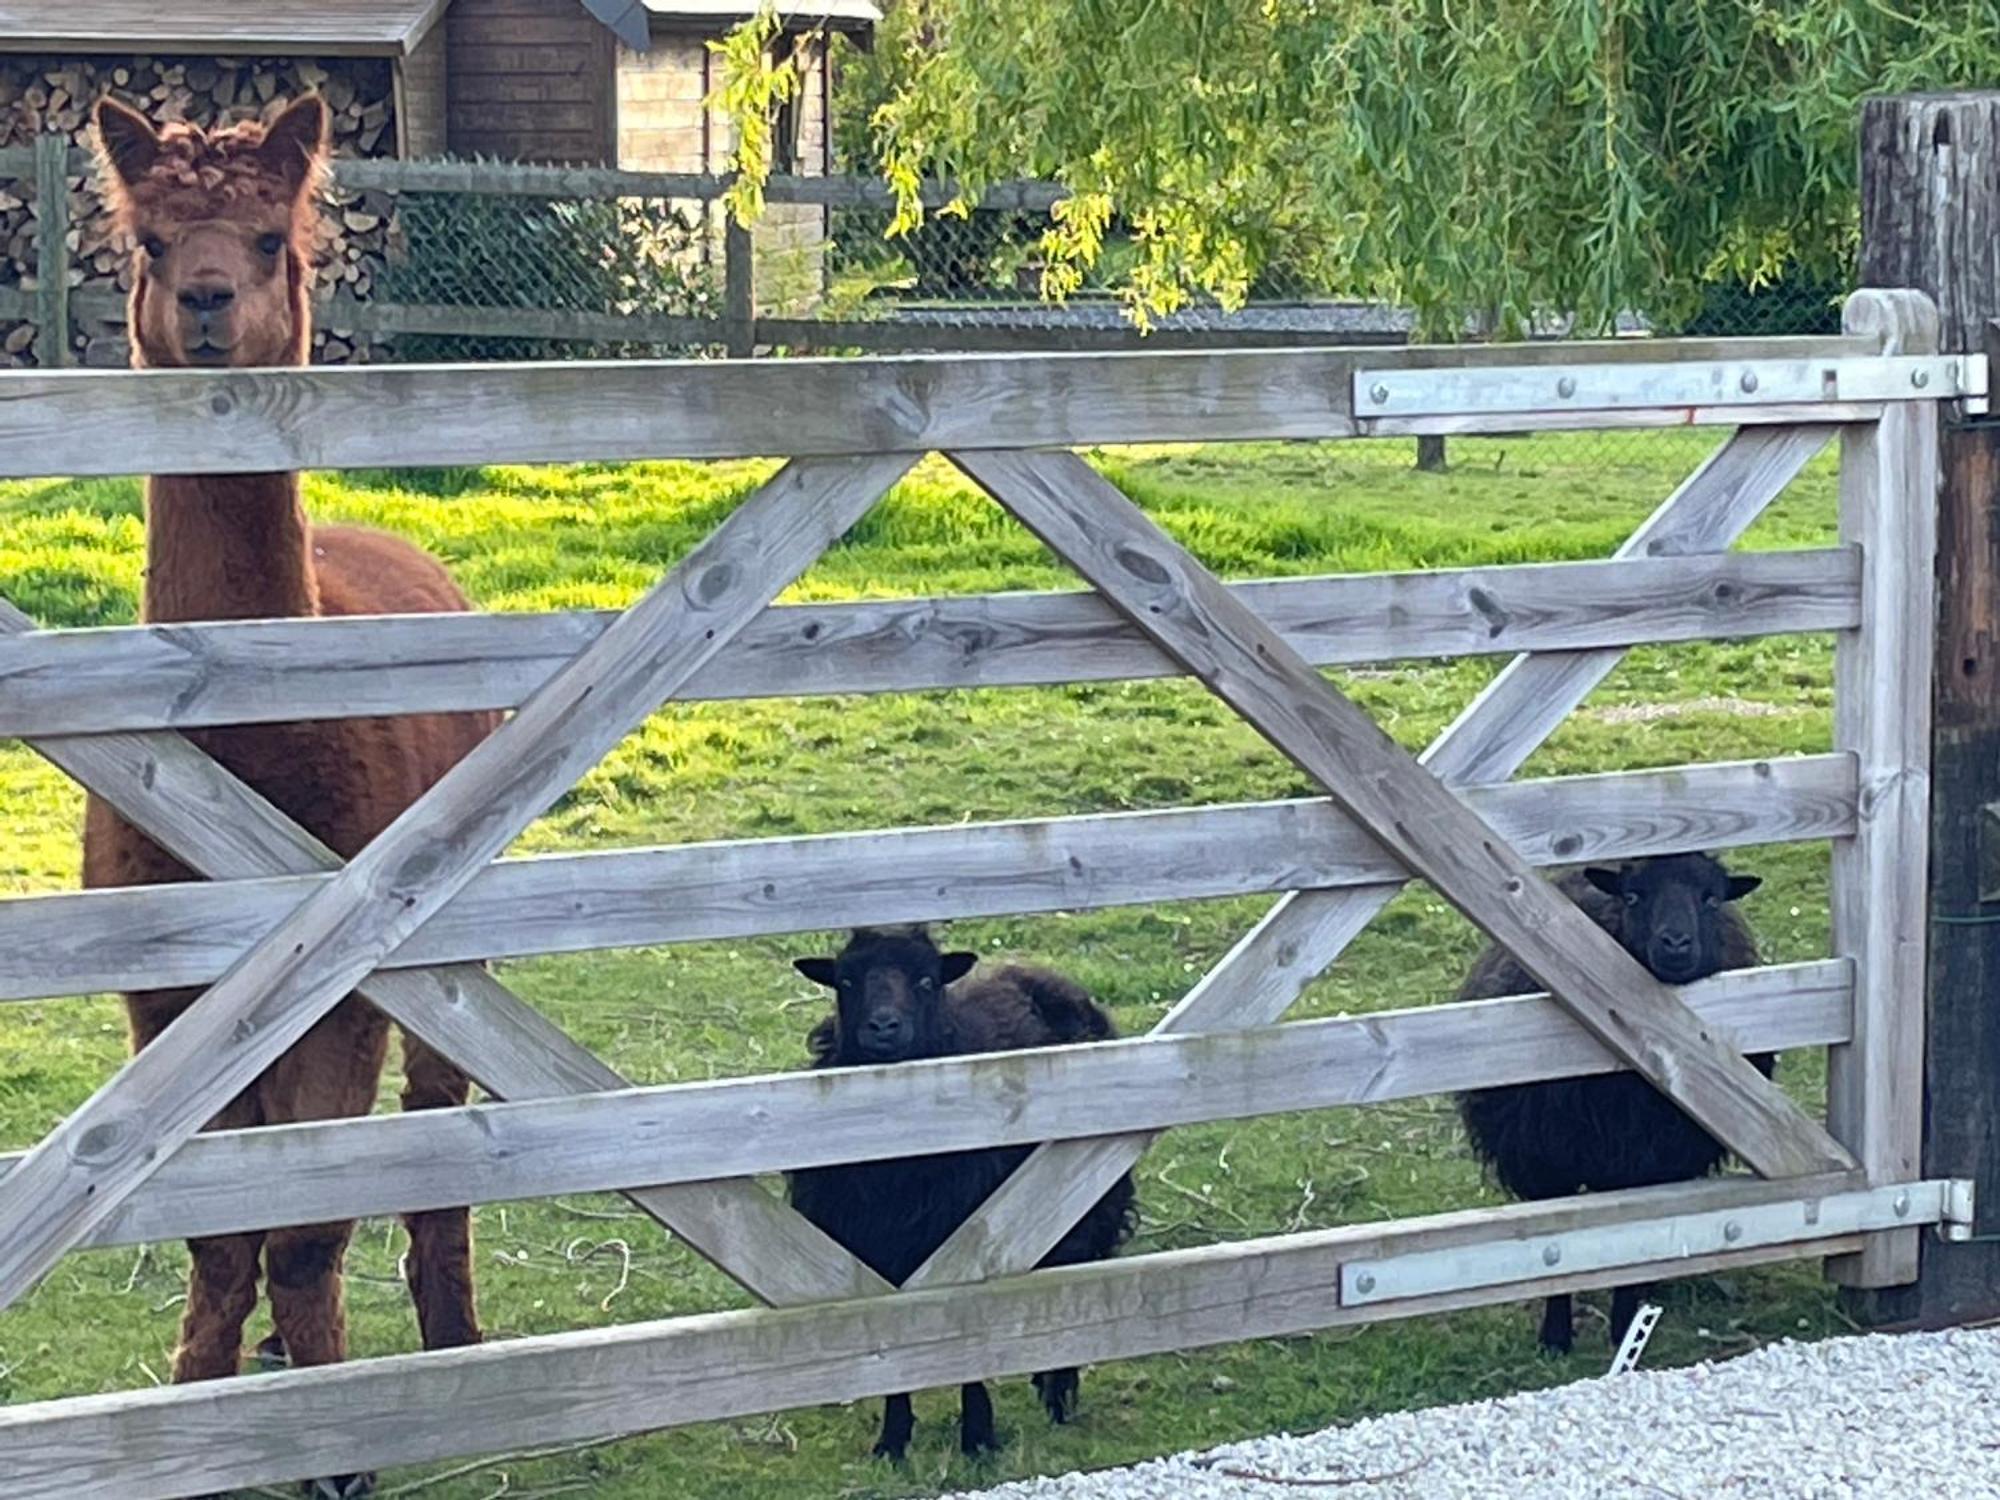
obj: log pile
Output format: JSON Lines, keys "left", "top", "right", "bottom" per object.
{"left": 0, "top": 54, "right": 399, "bottom": 366}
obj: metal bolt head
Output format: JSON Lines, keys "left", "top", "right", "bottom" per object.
{"left": 1739, "top": 371, "right": 1759, "bottom": 394}
{"left": 1894, "top": 1191, "right": 1911, "bottom": 1218}
{"left": 1723, "top": 1220, "right": 1744, "bottom": 1243}
{"left": 1369, "top": 382, "right": 1390, "bottom": 405}
{"left": 1912, "top": 368, "right": 1931, "bottom": 389}
{"left": 1542, "top": 1242, "right": 1562, "bottom": 1267}
{"left": 1354, "top": 1271, "right": 1376, "bottom": 1294}
{"left": 1556, "top": 376, "right": 1577, "bottom": 399}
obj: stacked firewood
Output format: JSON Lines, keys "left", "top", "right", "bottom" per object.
{"left": 0, "top": 54, "right": 399, "bottom": 366}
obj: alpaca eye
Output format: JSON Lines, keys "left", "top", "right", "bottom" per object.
{"left": 141, "top": 235, "right": 166, "bottom": 259}
{"left": 916, "top": 976, "right": 936, "bottom": 992}
{"left": 256, "top": 232, "right": 285, "bottom": 257}
{"left": 1704, "top": 894, "right": 1720, "bottom": 909}
{"left": 1624, "top": 892, "right": 1641, "bottom": 907}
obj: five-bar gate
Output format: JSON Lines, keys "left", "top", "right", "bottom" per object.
{"left": 0, "top": 288, "right": 1980, "bottom": 1494}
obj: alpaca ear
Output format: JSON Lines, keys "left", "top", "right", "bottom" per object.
{"left": 1581, "top": 867, "right": 1624, "bottom": 898}
{"left": 1724, "top": 874, "right": 1762, "bottom": 902}
{"left": 793, "top": 957, "right": 838, "bottom": 989}
{"left": 94, "top": 96, "right": 161, "bottom": 188}
{"left": 257, "top": 95, "right": 329, "bottom": 196}
{"left": 940, "top": 951, "right": 978, "bottom": 985}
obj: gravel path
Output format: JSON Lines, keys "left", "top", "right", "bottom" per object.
{"left": 944, "top": 1327, "right": 2000, "bottom": 1499}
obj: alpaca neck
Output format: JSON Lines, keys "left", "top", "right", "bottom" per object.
{"left": 142, "top": 472, "right": 319, "bottom": 624}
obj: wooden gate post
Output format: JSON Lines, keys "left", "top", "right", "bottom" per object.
{"left": 1854, "top": 91, "right": 2000, "bottom": 1327}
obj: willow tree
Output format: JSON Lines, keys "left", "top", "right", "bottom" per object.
{"left": 719, "top": 1, "right": 2000, "bottom": 332}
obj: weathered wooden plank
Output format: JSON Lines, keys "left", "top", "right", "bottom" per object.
{"left": 905, "top": 423, "right": 1839, "bottom": 1289}
{"left": 755, "top": 316, "right": 1412, "bottom": 354}
{"left": 0, "top": 456, "right": 915, "bottom": 1309}
{"left": 724, "top": 220, "right": 755, "bottom": 359}
{"left": 32, "top": 132, "right": 71, "bottom": 371}
{"left": 0, "top": 1172, "right": 1894, "bottom": 1500}
{"left": 0, "top": 341, "right": 1889, "bottom": 481}
{"left": 0, "top": 548, "right": 1860, "bottom": 737}
{"left": 959, "top": 447, "right": 1855, "bottom": 1182}
{"left": 0, "top": 755, "right": 1856, "bottom": 1002}
{"left": 0, "top": 602, "right": 887, "bottom": 1307}
{"left": 1827, "top": 290, "right": 1942, "bottom": 1288}
{"left": 5, "top": 961, "right": 1851, "bottom": 1251}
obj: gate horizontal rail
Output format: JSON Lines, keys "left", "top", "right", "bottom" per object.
{"left": 0, "top": 547, "right": 1858, "bottom": 736}
{"left": 0, "top": 337, "right": 1967, "bottom": 480}
{"left": 0, "top": 755, "right": 1854, "bottom": 1003}
{"left": 0, "top": 959, "right": 1852, "bottom": 1250}
{"left": 0, "top": 1172, "right": 1964, "bottom": 1500}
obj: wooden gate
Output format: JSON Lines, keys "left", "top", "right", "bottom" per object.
{"left": 0, "top": 288, "right": 1980, "bottom": 1495}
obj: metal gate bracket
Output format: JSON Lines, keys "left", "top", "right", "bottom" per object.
{"left": 1340, "top": 1179, "right": 1968, "bottom": 1306}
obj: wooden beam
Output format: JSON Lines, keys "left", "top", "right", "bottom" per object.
{"left": 32, "top": 132, "right": 71, "bottom": 370}
{"left": 1826, "top": 290, "right": 1941, "bottom": 1288}
{"left": 0, "top": 341, "right": 1885, "bottom": 480}
{"left": 0, "top": 456, "right": 914, "bottom": 1309}
{"left": 1851, "top": 90, "right": 2000, "bottom": 1328}
{"left": 957, "top": 448, "right": 1855, "bottom": 1184}
{"left": 0, "top": 755, "right": 1857, "bottom": 1002}
{"left": 0, "top": 1171, "right": 1895, "bottom": 1500}
{"left": 0, "top": 547, "right": 1859, "bottom": 736}
{"left": 905, "top": 423, "right": 1838, "bottom": 1289}
{"left": 5, "top": 961, "right": 1850, "bottom": 1252}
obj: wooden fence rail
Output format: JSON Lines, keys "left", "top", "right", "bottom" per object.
{"left": 0, "top": 309, "right": 1972, "bottom": 1492}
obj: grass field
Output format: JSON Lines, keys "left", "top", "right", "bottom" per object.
{"left": 0, "top": 430, "right": 1853, "bottom": 1498}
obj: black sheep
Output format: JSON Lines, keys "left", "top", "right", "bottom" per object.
{"left": 1453, "top": 852, "right": 1773, "bottom": 1355}
{"left": 786, "top": 925, "right": 1137, "bottom": 1460}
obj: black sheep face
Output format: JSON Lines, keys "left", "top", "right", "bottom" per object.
{"left": 794, "top": 929, "right": 978, "bottom": 1064}
{"left": 1583, "top": 853, "right": 1761, "bottom": 984}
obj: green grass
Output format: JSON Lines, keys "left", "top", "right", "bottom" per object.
{"left": 0, "top": 429, "right": 1853, "bottom": 1497}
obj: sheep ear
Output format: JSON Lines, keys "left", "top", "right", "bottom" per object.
{"left": 793, "top": 957, "right": 838, "bottom": 988}
{"left": 1581, "top": 867, "right": 1624, "bottom": 898}
{"left": 95, "top": 96, "right": 161, "bottom": 189}
{"left": 940, "top": 951, "right": 978, "bottom": 984}
{"left": 1724, "top": 875, "right": 1762, "bottom": 901}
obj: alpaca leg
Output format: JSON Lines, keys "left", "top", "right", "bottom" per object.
{"left": 1538, "top": 1293, "right": 1574, "bottom": 1356}
{"left": 959, "top": 1381, "right": 999, "bottom": 1456}
{"left": 874, "top": 1393, "right": 916, "bottom": 1461}
{"left": 399, "top": 1033, "right": 482, "bottom": 1350}
{"left": 172, "top": 1228, "right": 265, "bottom": 1382}
{"left": 1034, "top": 1367, "right": 1081, "bottom": 1424}
{"left": 260, "top": 999, "right": 390, "bottom": 1500}
{"left": 124, "top": 991, "right": 267, "bottom": 1383}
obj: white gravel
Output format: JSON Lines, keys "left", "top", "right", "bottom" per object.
{"left": 944, "top": 1327, "right": 2000, "bottom": 1499}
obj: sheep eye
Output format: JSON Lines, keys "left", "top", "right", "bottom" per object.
{"left": 257, "top": 231, "right": 285, "bottom": 257}
{"left": 141, "top": 235, "right": 166, "bottom": 259}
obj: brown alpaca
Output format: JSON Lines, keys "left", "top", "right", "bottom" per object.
{"left": 84, "top": 93, "right": 499, "bottom": 1440}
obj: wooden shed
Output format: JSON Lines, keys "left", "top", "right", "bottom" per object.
{"left": 0, "top": 1, "right": 877, "bottom": 167}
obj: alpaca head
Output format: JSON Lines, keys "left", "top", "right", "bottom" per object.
{"left": 93, "top": 94, "right": 328, "bottom": 370}
{"left": 795, "top": 925, "right": 978, "bottom": 1064}
{"left": 1582, "top": 852, "right": 1761, "bottom": 984}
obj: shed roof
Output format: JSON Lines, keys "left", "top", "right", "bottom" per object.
{"left": 0, "top": 0, "right": 879, "bottom": 58}
{"left": 0, "top": 0, "right": 451, "bottom": 56}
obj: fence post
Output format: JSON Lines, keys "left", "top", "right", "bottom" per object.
{"left": 724, "top": 218, "right": 755, "bottom": 358}
{"left": 1850, "top": 91, "right": 2000, "bottom": 1328}
{"left": 32, "top": 130, "right": 71, "bottom": 369}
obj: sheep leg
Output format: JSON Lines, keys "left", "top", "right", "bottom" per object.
{"left": 1538, "top": 1293, "right": 1574, "bottom": 1355}
{"left": 1034, "top": 1367, "right": 1081, "bottom": 1423}
{"left": 960, "top": 1381, "right": 1000, "bottom": 1456}
{"left": 873, "top": 1393, "right": 916, "bottom": 1461}
{"left": 1611, "top": 1283, "right": 1652, "bottom": 1345}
